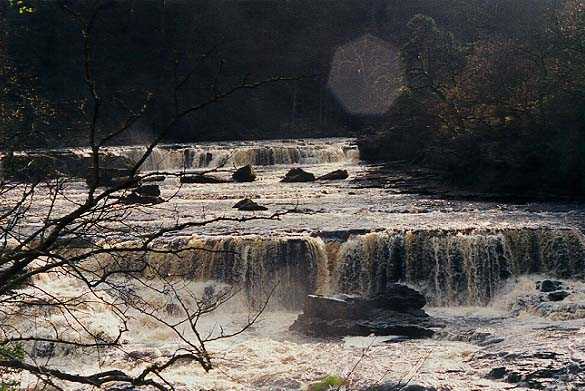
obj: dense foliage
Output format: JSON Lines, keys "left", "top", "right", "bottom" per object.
{"left": 360, "top": 0, "right": 585, "bottom": 196}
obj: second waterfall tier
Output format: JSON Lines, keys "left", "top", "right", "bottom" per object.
{"left": 97, "top": 227, "right": 585, "bottom": 309}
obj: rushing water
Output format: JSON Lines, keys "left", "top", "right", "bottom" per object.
{"left": 104, "top": 227, "right": 583, "bottom": 308}
{"left": 2, "top": 137, "right": 359, "bottom": 174}
{"left": 5, "top": 137, "right": 585, "bottom": 305}
{"left": 5, "top": 137, "right": 585, "bottom": 390}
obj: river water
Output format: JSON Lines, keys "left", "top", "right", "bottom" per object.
{"left": 5, "top": 137, "right": 585, "bottom": 390}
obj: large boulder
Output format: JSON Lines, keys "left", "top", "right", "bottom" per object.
{"left": 233, "top": 198, "right": 268, "bottom": 211}
{"left": 291, "top": 285, "right": 437, "bottom": 339}
{"left": 510, "top": 281, "right": 579, "bottom": 318}
{"left": 232, "top": 165, "right": 256, "bottom": 182}
{"left": 119, "top": 184, "right": 163, "bottom": 205}
{"left": 548, "top": 291, "right": 570, "bottom": 302}
{"left": 180, "top": 174, "right": 231, "bottom": 184}
{"left": 281, "top": 168, "right": 315, "bottom": 183}
{"left": 119, "top": 192, "right": 163, "bottom": 205}
{"left": 537, "top": 280, "right": 564, "bottom": 293}
{"left": 371, "top": 283, "right": 427, "bottom": 311}
{"left": 317, "top": 169, "right": 349, "bottom": 181}
{"left": 134, "top": 184, "right": 161, "bottom": 197}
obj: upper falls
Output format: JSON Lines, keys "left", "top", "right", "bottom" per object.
{"left": 1, "top": 138, "right": 359, "bottom": 177}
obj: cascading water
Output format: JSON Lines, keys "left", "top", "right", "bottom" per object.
{"left": 121, "top": 147, "right": 186, "bottom": 172}
{"left": 94, "top": 228, "right": 585, "bottom": 309}
{"left": 0, "top": 138, "right": 359, "bottom": 177}
{"left": 6, "top": 137, "right": 585, "bottom": 310}
{"left": 334, "top": 228, "right": 585, "bottom": 305}
{"left": 136, "top": 235, "right": 330, "bottom": 309}
{"left": 139, "top": 143, "right": 355, "bottom": 170}
{"left": 8, "top": 136, "right": 585, "bottom": 391}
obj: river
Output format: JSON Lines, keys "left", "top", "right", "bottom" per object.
{"left": 5, "top": 137, "right": 585, "bottom": 390}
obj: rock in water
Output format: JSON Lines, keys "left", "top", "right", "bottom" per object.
{"left": 232, "top": 165, "right": 256, "bottom": 182}
{"left": 290, "top": 285, "right": 436, "bottom": 339}
{"left": 547, "top": 290, "right": 570, "bottom": 302}
{"left": 120, "top": 192, "right": 163, "bottom": 205}
{"left": 371, "top": 283, "right": 427, "bottom": 311}
{"left": 317, "top": 169, "right": 349, "bottom": 181}
{"left": 134, "top": 184, "right": 161, "bottom": 197}
{"left": 180, "top": 174, "right": 231, "bottom": 184}
{"left": 281, "top": 168, "right": 315, "bottom": 182}
{"left": 233, "top": 198, "right": 268, "bottom": 211}
{"left": 142, "top": 175, "right": 166, "bottom": 183}
{"left": 537, "top": 280, "right": 564, "bottom": 292}
{"left": 118, "top": 184, "right": 163, "bottom": 205}
{"left": 486, "top": 367, "right": 508, "bottom": 379}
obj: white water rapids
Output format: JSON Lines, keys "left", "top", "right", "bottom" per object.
{"left": 4, "top": 137, "right": 585, "bottom": 390}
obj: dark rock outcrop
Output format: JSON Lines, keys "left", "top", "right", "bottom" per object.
{"left": 180, "top": 174, "right": 231, "bottom": 184}
{"left": 482, "top": 362, "right": 585, "bottom": 389}
{"left": 142, "top": 175, "right": 166, "bottom": 183}
{"left": 291, "top": 285, "right": 436, "bottom": 339}
{"left": 317, "top": 169, "right": 349, "bottom": 181}
{"left": 2, "top": 153, "right": 64, "bottom": 182}
{"left": 486, "top": 367, "right": 507, "bottom": 379}
{"left": 511, "top": 281, "right": 582, "bottom": 318}
{"left": 134, "top": 184, "right": 161, "bottom": 197}
{"left": 436, "top": 328, "right": 504, "bottom": 346}
{"left": 233, "top": 198, "right": 268, "bottom": 211}
{"left": 232, "top": 165, "right": 256, "bottom": 182}
{"left": 118, "top": 184, "right": 163, "bottom": 205}
{"left": 281, "top": 168, "right": 315, "bottom": 182}
{"left": 537, "top": 280, "right": 564, "bottom": 292}
{"left": 120, "top": 192, "right": 163, "bottom": 205}
{"left": 370, "top": 283, "right": 427, "bottom": 311}
{"left": 547, "top": 290, "right": 570, "bottom": 302}
{"left": 0, "top": 150, "right": 112, "bottom": 182}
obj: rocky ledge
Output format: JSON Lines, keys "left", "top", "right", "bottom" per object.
{"left": 290, "top": 284, "right": 439, "bottom": 339}
{"left": 511, "top": 279, "right": 585, "bottom": 320}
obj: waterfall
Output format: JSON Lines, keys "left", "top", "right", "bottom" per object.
{"left": 82, "top": 228, "right": 585, "bottom": 309}
{"left": 90, "top": 144, "right": 359, "bottom": 171}
{"left": 80, "top": 140, "right": 360, "bottom": 172}
{"left": 120, "top": 147, "right": 186, "bottom": 172}
{"left": 1, "top": 139, "right": 359, "bottom": 178}
{"left": 107, "top": 144, "right": 357, "bottom": 171}
{"left": 141, "top": 235, "right": 329, "bottom": 309}
{"left": 334, "top": 228, "right": 585, "bottom": 305}
{"left": 159, "top": 144, "right": 355, "bottom": 169}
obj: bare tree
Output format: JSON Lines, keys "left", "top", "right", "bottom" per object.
{"left": 0, "top": 1, "right": 295, "bottom": 389}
